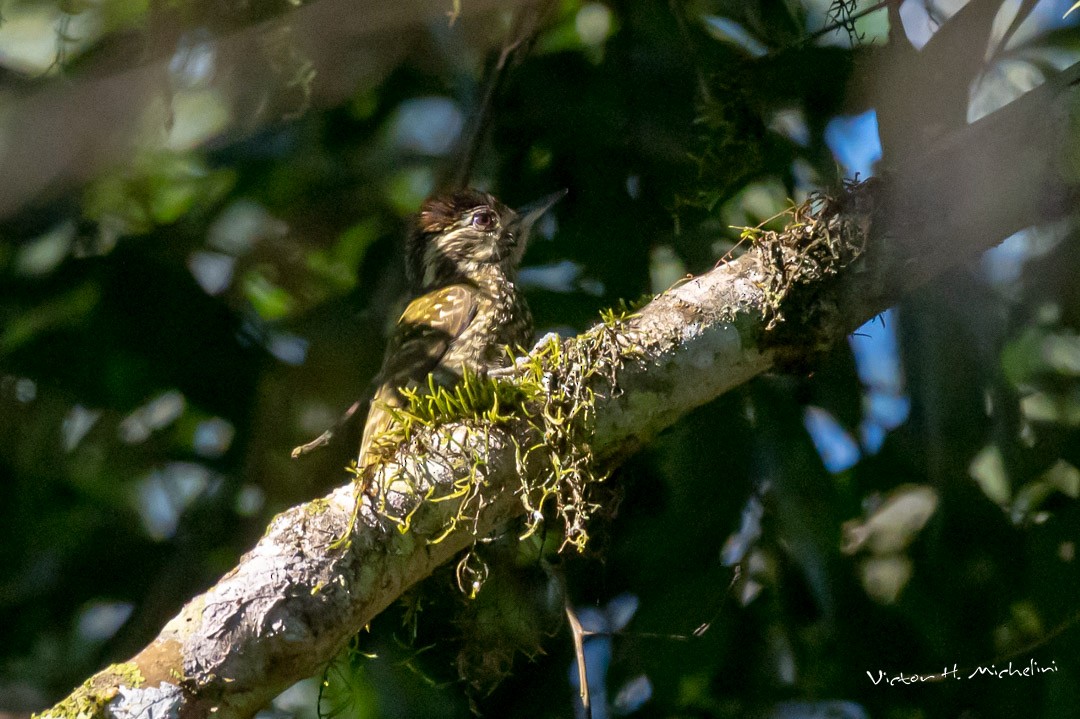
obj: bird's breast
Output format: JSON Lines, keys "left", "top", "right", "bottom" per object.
{"left": 443, "top": 283, "right": 532, "bottom": 373}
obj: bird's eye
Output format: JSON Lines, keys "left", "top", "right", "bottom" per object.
{"left": 471, "top": 210, "right": 496, "bottom": 231}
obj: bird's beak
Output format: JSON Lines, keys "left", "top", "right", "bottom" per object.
{"left": 514, "top": 189, "right": 568, "bottom": 235}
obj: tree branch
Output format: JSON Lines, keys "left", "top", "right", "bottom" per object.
{"left": 0, "top": 0, "right": 527, "bottom": 220}
{"left": 39, "top": 61, "right": 1080, "bottom": 719}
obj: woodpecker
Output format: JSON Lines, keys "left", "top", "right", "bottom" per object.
{"left": 357, "top": 188, "right": 565, "bottom": 480}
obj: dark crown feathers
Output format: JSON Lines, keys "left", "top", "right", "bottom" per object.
{"left": 416, "top": 189, "right": 499, "bottom": 234}
{"left": 405, "top": 189, "right": 506, "bottom": 289}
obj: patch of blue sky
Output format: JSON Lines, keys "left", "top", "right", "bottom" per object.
{"left": 804, "top": 406, "right": 861, "bottom": 473}
{"left": 850, "top": 309, "right": 910, "bottom": 455}
{"left": 824, "top": 109, "right": 882, "bottom": 179}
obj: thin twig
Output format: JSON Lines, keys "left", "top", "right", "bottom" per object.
{"left": 290, "top": 399, "right": 365, "bottom": 458}
{"left": 565, "top": 601, "right": 592, "bottom": 719}
{"left": 805, "top": 0, "right": 890, "bottom": 43}
{"left": 446, "top": 0, "right": 558, "bottom": 189}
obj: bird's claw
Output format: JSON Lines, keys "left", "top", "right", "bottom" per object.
{"left": 488, "top": 365, "right": 517, "bottom": 380}
{"left": 530, "top": 331, "right": 563, "bottom": 355}
{"left": 490, "top": 332, "right": 563, "bottom": 380}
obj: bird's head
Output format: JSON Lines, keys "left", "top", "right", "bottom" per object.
{"left": 406, "top": 188, "right": 565, "bottom": 290}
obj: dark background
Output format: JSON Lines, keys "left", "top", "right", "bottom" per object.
{"left": 2, "top": 1, "right": 1079, "bottom": 717}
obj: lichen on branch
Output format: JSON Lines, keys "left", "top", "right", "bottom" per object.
{"left": 357, "top": 315, "right": 642, "bottom": 580}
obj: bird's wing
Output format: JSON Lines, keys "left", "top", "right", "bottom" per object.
{"left": 358, "top": 284, "right": 479, "bottom": 467}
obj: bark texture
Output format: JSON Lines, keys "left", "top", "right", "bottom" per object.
{"left": 39, "top": 61, "right": 1080, "bottom": 719}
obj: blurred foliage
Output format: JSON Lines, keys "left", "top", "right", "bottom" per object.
{"left": 2, "top": 0, "right": 1080, "bottom": 718}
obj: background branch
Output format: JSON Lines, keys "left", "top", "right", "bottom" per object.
{"left": 38, "top": 58, "right": 1080, "bottom": 719}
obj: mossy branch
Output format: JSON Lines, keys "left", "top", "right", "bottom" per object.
{"left": 35, "top": 59, "right": 1080, "bottom": 719}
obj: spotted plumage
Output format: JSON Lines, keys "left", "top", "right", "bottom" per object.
{"left": 358, "top": 188, "right": 563, "bottom": 477}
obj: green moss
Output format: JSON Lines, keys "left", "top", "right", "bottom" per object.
{"left": 750, "top": 185, "right": 870, "bottom": 332}
{"left": 345, "top": 185, "right": 869, "bottom": 588}
{"left": 599, "top": 294, "right": 652, "bottom": 326}
{"left": 34, "top": 663, "right": 145, "bottom": 719}
{"left": 356, "top": 320, "right": 640, "bottom": 584}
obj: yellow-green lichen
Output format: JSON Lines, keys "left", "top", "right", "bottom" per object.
{"left": 355, "top": 317, "right": 640, "bottom": 591}
{"left": 599, "top": 294, "right": 651, "bottom": 327}
{"left": 739, "top": 184, "right": 871, "bottom": 332}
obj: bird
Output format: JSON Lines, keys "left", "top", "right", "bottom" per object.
{"left": 356, "top": 187, "right": 565, "bottom": 486}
